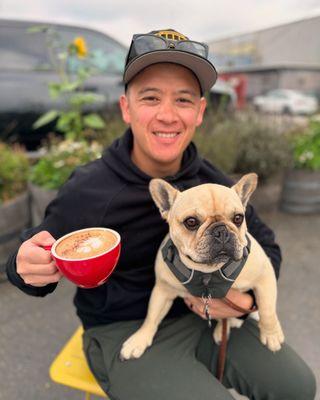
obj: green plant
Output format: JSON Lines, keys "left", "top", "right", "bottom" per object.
{"left": 91, "top": 115, "right": 127, "bottom": 147}
{"left": 30, "top": 26, "right": 106, "bottom": 141}
{"left": 195, "top": 118, "right": 239, "bottom": 173}
{"left": 292, "top": 119, "right": 320, "bottom": 170}
{"left": 195, "top": 112, "right": 291, "bottom": 181}
{"left": 29, "top": 140, "right": 102, "bottom": 190}
{"left": 0, "top": 143, "right": 29, "bottom": 204}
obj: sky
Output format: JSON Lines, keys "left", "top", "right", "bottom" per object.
{"left": 1, "top": 0, "right": 320, "bottom": 46}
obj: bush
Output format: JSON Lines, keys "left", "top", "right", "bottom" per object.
{"left": 0, "top": 143, "right": 29, "bottom": 204}
{"left": 195, "top": 118, "right": 239, "bottom": 173}
{"left": 29, "top": 139, "right": 102, "bottom": 190}
{"left": 90, "top": 115, "right": 126, "bottom": 148}
{"left": 291, "top": 119, "right": 320, "bottom": 170}
{"left": 195, "top": 113, "right": 291, "bottom": 181}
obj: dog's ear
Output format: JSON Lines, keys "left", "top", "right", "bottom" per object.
{"left": 232, "top": 173, "right": 258, "bottom": 208}
{"left": 149, "top": 179, "right": 179, "bottom": 220}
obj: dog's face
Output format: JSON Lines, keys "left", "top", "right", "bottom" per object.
{"left": 149, "top": 173, "right": 257, "bottom": 271}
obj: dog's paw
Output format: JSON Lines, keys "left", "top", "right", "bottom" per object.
{"left": 213, "top": 318, "right": 243, "bottom": 345}
{"left": 260, "top": 325, "right": 285, "bottom": 352}
{"left": 213, "top": 321, "right": 224, "bottom": 345}
{"left": 119, "top": 330, "right": 153, "bottom": 361}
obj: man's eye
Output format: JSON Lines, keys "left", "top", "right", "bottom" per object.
{"left": 233, "top": 214, "right": 244, "bottom": 227}
{"left": 177, "top": 98, "right": 192, "bottom": 103}
{"left": 142, "top": 96, "right": 158, "bottom": 102}
{"left": 183, "top": 217, "right": 200, "bottom": 230}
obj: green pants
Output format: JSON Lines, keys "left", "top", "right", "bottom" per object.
{"left": 83, "top": 314, "right": 316, "bottom": 400}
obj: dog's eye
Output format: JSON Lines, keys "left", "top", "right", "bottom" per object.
{"left": 233, "top": 214, "right": 244, "bottom": 227}
{"left": 183, "top": 217, "right": 200, "bottom": 231}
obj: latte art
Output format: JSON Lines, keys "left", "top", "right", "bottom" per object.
{"left": 56, "top": 229, "right": 117, "bottom": 260}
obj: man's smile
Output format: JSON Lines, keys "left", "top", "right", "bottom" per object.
{"left": 153, "top": 131, "right": 181, "bottom": 138}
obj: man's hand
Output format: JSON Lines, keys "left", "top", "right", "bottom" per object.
{"left": 184, "top": 288, "right": 254, "bottom": 319}
{"left": 16, "top": 231, "right": 63, "bottom": 287}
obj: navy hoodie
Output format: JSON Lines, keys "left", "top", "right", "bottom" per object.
{"left": 6, "top": 129, "right": 281, "bottom": 329}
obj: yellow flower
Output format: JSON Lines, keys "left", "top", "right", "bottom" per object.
{"left": 73, "top": 36, "right": 88, "bottom": 58}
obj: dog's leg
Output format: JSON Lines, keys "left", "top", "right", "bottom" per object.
{"left": 254, "top": 266, "right": 284, "bottom": 352}
{"left": 213, "top": 317, "right": 244, "bottom": 344}
{"left": 120, "top": 283, "right": 175, "bottom": 360}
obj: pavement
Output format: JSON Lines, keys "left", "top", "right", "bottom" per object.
{"left": 0, "top": 209, "right": 319, "bottom": 400}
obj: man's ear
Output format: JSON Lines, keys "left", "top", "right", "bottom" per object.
{"left": 119, "top": 94, "right": 131, "bottom": 124}
{"left": 232, "top": 173, "right": 258, "bottom": 208}
{"left": 149, "top": 179, "right": 179, "bottom": 220}
{"left": 196, "top": 97, "right": 207, "bottom": 127}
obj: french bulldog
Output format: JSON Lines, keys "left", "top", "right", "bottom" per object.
{"left": 120, "top": 173, "right": 284, "bottom": 361}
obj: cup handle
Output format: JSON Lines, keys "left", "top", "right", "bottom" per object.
{"left": 42, "top": 244, "right": 53, "bottom": 251}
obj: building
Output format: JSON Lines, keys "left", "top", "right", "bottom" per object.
{"left": 208, "top": 15, "right": 320, "bottom": 106}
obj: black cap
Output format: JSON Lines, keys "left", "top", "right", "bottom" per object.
{"left": 123, "top": 29, "right": 217, "bottom": 94}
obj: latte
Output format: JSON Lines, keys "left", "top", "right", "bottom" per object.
{"left": 55, "top": 229, "right": 117, "bottom": 259}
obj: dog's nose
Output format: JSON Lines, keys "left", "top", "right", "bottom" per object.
{"left": 212, "top": 224, "right": 230, "bottom": 244}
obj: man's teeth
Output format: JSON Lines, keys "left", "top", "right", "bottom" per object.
{"left": 154, "top": 132, "right": 179, "bottom": 138}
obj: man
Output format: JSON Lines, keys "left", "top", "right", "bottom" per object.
{"left": 7, "top": 29, "right": 316, "bottom": 399}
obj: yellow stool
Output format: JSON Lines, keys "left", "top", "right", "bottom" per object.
{"left": 50, "top": 326, "right": 108, "bottom": 399}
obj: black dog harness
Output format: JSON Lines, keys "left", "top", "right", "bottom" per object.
{"left": 161, "top": 236, "right": 251, "bottom": 300}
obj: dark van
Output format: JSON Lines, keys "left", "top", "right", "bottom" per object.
{"left": 0, "top": 19, "right": 127, "bottom": 149}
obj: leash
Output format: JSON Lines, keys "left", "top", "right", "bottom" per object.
{"left": 217, "top": 297, "right": 257, "bottom": 382}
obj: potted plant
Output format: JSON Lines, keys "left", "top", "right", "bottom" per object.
{"left": 280, "top": 118, "right": 320, "bottom": 214}
{"left": 0, "top": 143, "right": 29, "bottom": 276}
{"left": 29, "top": 139, "right": 102, "bottom": 226}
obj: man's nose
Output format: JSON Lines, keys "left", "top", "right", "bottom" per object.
{"left": 156, "top": 99, "right": 179, "bottom": 124}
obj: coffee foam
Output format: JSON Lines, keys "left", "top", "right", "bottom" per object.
{"left": 55, "top": 229, "right": 117, "bottom": 260}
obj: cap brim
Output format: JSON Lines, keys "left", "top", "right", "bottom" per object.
{"left": 123, "top": 50, "right": 217, "bottom": 93}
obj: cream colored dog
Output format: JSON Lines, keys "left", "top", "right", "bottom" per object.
{"left": 120, "top": 173, "right": 284, "bottom": 361}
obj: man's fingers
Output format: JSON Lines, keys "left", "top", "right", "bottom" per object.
{"left": 29, "top": 231, "right": 56, "bottom": 247}
{"left": 23, "top": 271, "right": 63, "bottom": 286}
{"left": 18, "top": 248, "right": 53, "bottom": 266}
{"left": 184, "top": 298, "right": 207, "bottom": 319}
{"left": 18, "top": 261, "right": 58, "bottom": 276}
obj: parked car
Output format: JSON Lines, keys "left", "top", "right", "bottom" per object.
{"left": 0, "top": 19, "right": 127, "bottom": 149}
{"left": 253, "top": 89, "right": 318, "bottom": 115}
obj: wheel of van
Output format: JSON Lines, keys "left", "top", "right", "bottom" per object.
{"left": 254, "top": 104, "right": 261, "bottom": 112}
{"left": 282, "top": 106, "right": 292, "bottom": 115}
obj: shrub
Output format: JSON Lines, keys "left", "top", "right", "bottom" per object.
{"left": 29, "top": 140, "right": 102, "bottom": 190}
{"left": 195, "top": 113, "right": 291, "bottom": 181}
{"left": 0, "top": 143, "right": 29, "bottom": 204}
{"left": 291, "top": 119, "right": 320, "bottom": 170}
{"left": 90, "top": 115, "right": 126, "bottom": 148}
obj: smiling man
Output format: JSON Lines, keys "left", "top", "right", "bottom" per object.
{"left": 120, "top": 62, "right": 206, "bottom": 177}
{"left": 6, "top": 29, "right": 316, "bottom": 400}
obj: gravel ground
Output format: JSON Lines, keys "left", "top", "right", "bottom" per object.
{"left": 0, "top": 209, "right": 319, "bottom": 400}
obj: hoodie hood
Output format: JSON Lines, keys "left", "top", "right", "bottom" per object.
{"left": 102, "top": 128, "right": 201, "bottom": 185}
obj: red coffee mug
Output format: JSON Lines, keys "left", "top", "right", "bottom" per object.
{"left": 44, "top": 227, "right": 121, "bottom": 289}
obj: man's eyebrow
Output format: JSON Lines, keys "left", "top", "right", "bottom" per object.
{"left": 137, "top": 88, "right": 198, "bottom": 97}
{"left": 175, "top": 89, "right": 198, "bottom": 97}
{"left": 137, "top": 87, "right": 162, "bottom": 95}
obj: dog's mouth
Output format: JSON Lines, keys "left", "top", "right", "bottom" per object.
{"left": 186, "top": 252, "right": 231, "bottom": 266}
{"left": 213, "top": 252, "right": 231, "bottom": 264}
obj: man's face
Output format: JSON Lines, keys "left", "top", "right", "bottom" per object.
{"left": 119, "top": 63, "right": 206, "bottom": 176}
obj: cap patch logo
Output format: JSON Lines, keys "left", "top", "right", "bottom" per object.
{"left": 154, "top": 30, "right": 188, "bottom": 41}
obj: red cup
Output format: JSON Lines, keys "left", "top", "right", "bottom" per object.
{"left": 45, "top": 227, "right": 121, "bottom": 289}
